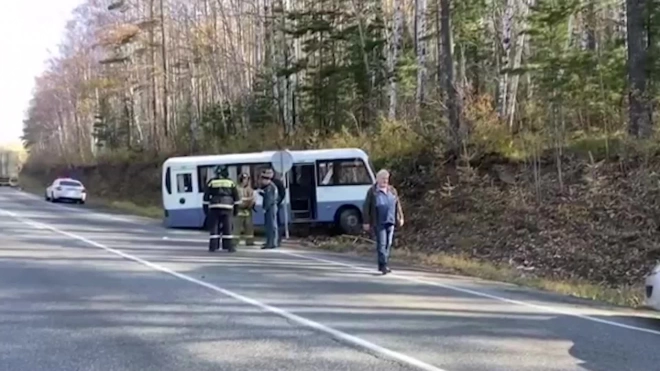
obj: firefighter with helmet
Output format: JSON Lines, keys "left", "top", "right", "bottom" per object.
{"left": 203, "top": 165, "right": 240, "bottom": 252}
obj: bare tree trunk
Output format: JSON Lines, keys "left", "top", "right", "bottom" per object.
{"left": 507, "top": 0, "right": 532, "bottom": 130}
{"left": 440, "top": 0, "right": 460, "bottom": 148}
{"left": 387, "top": 0, "right": 404, "bottom": 121}
{"left": 584, "top": 0, "right": 597, "bottom": 50}
{"left": 498, "top": 0, "right": 515, "bottom": 119}
{"left": 435, "top": 0, "right": 442, "bottom": 87}
{"left": 415, "top": 0, "right": 428, "bottom": 114}
{"left": 159, "top": 0, "right": 169, "bottom": 138}
{"left": 349, "top": 0, "right": 374, "bottom": 122}
{"left": 280, "top": 0, "right": 294, "bottom": 134}
{"left": 626, "top": 0, "right": 652, "bottom": 138}
{"left": 149, "top": 0, "right": 159, "bottom": 147}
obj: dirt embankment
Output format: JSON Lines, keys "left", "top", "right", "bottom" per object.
{"left": 22, "top": 151, "right": 660, "bottom": 292}
{"left": 393, "top": 152, "right": 660, "bottom": 289}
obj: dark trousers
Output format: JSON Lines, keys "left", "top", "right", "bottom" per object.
{"left": 276, "top": 204, "right": 284, "bottom": 246}
{"left": 264, "top": 205, "right": 279, "bottom": 248}
{"left": 208, "top": 208, "right": 234, "bottom": 251}
{"left": 375, "top": 224, "right": 395, "bottom": 268}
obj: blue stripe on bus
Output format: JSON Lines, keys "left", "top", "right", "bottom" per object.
{"left": 163, "top": 200, "right": 364, "bottom": 229}
{"left": 163, "top": 207, "right": 205, "bottom": 228}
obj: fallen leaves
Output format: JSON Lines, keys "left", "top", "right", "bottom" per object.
{"left": 394, "top": 156, "right": 660, "bottom": 288}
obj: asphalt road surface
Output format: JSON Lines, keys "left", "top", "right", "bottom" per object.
{"left": 2, "top": 187, "right": 660, "bottom": 371}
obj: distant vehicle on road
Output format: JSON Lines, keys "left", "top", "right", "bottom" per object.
{"left": 0, "top": 150, "right": 19, "bottom": 187}
{"left": 45, "top": 178, "right": 87, "bottom": 204}
{"left": 645, "top": 264, "right": 660, "bottom": 310}
{"left": 0, "top": 177, "right": 18, "bottom": 187}
{"left": 161, "top": 148, "right": 376, "bottom": 234}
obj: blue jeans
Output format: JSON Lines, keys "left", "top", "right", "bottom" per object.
{"left": 375, "top": 224, "right": 395, "bottom": 267}
{"left": 276, "top": 203, "right": 284, "bottom": 246}
{"left": 265, "top": 205, "right": 279, "bottom": 248}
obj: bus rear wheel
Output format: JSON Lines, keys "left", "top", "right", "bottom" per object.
{"left": 337, "top": 207, "right": 362, "bottom": 235}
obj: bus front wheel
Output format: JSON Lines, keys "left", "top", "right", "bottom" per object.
{"left": 336, "top": 207, "right": 362, "bottom": 235}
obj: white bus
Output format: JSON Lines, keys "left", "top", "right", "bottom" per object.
{"left": 161, "top": 148, "right": 376, "bottom": 234}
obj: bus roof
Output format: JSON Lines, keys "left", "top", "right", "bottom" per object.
{"left": 163, "top": 148, "right": 369, "bottom": 167}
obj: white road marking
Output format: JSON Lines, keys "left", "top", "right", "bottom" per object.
{"left": 0, "top": 208, "right": 447, "bottom": 371}
{"left": 8, "top": 188, "right": 660, "bottom": 336}
{"left": 13, "top": 189, "right": 149, "bottom": 224}
{"left": 276, "top": 250, "right": 660, "bottom": 337}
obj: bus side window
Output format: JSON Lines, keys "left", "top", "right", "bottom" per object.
{"left": 197, "top": 166, "right": 214, "bottom": 193}
{"left": 317, "top": 159, "right": 371, "bottom": 186}
{"left": 198, "top": 165, "right": 248, "bottom": 191}
{"left": 317, "top": 162, "right": 334, "bottom": 185}
{"left": 227, "top": 165, "right": 238, "bottom": 182}
{"left": 176, "top": 173, "right": 193, "bottom": 193}
{"left": 165, "top": 167, "right": 172, "bottom": 194}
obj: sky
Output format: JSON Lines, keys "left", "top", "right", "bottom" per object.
{"left": 0, "top": 0, "right": 84, "bottom": 146}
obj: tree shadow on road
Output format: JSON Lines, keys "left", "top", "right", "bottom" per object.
{"left": 0, "top": 257, "right": 415, "bottom": 371}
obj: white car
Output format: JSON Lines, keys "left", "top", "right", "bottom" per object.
{"left": 645, "top": 263, "right": 660, "bottom": 310}
{"left": 45, "top": 178, "right": 87, "bottom": 204}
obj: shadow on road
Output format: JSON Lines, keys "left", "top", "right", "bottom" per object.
{"left": 0, "top": 259, "right": 409, "bottom": 371}
{"left": 567, "top": 314, "right": 660, "bottom": 371}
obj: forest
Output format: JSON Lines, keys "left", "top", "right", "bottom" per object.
{"left": 19, "top": 0, "right": 660, "bottom": 306}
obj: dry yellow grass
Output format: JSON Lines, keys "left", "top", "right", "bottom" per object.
{"left": 305, "top": 237, "right": 645, "bottom": 308}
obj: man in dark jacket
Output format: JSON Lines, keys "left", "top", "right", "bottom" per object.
{"left": 263, "top": 167, "right": 286, "bottom": 246}
{"left": 259, "top": 172, "right": 279, "bottom": 249}
{"left": 362, "top": 169, "right": 404, "bottom": 274}
{"left": 203, "top": 165, "right": 240, "bottom": 252}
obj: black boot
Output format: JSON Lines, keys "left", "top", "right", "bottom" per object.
{"left": 223, "top": 241, "right": 236, "bottom": 253}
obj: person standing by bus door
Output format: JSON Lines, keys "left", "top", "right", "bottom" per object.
{"left": 235, "top": 173, "right": 256, "bottom": 246}
{"left": 203, "top": 165, "right": 240, "bottom": 252}
{"left": 271, "top": 171, "right": 286, "bottom": 246}
{"left": 262, "top": 167, "right": 286, "bottom": 246}
{"left": 259, "top": 173, "right": 279, "bottom": 249}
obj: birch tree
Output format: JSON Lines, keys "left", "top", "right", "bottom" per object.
{"left": 415, "top": 0, "right": 428, "bottom": 111}
{"left": 387, "top": 0, "right": 404, "bottom": 120}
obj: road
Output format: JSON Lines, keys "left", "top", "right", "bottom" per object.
{"left": 1, "top": 187, "right": 660, "bottom": 371}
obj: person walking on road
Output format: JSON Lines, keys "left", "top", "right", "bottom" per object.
{"left": 362, "top": 169, "right": 404, "bottom": 275}
{"left": 235, "top": 173, "right": 256, "bottom": 246}
{"left": 203, "top": 165, "right": 240, "bottom": 253}
{"left": 259, "top": 172, "right": 279, "bottom": 250}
